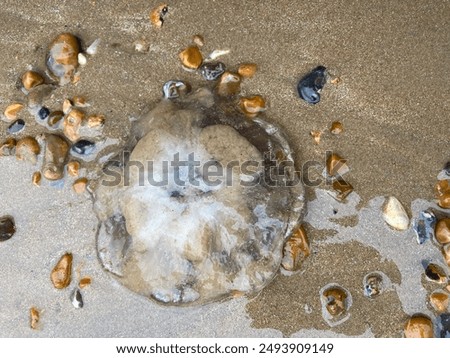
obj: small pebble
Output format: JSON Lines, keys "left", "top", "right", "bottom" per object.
{"left": 443, "top": 244, "right": 450, "bottom": 267}
{"left": 22, "top": 71, "right": 44, "bottom": 91}
{"left": 438, "top": 313, "right": 450, "bottom": 338}
{"left": 330, "top": 121, "right": 343, "bottom": 134}
{"left": 71, "top": 140, "right": 95, "bottom": 156}
{"left": 87, "top": 114, "right": 105, "bottom": 128}
{"left": 67, "top": 161, "right": 80, "bottom": 177}
{"left": 436, "top": 218, "right": 450, "bottom": 245}
{"left": 0, "top": 138, "right": 16, "bottom": 156}
{"left": 239, "top": 95, "right": 266, "bottom": 117}
{"left": 297, "top": 66, "right": 327, "bottom": 104}
{"left": 326, "top": 153, "right": 348, "bottom": 177}
{"left": 438, "top": 192, "right": 450, "bottom": 209}
{"left": 363, "top": 273, "right": 383, "bottom": 299}
{"left": 37, "top": 106, "right": 50, "bottom": 121}
{"left": 200, "top": 62, "right": 225, "bottom": 81}
{"left": 63, "top": 99, "right": 72, "bottom": 114}
{"left": 73, "top": 96, "right": 88, "bottom": 107}
{"left": 77, "top": 53, "right": 87, "bottom": 66}
{"left": 216, "top": 71, "right": 241, "bottom": 97}
{"left": 133, "top": 39, "right": 150, "bottom": 53}
{"left": 430, "top": 290, "right": 449, "bottom": 313}
{"left": 322, "top": 286, "right": 348, "bottom": 317}
{"left": 70, "top": 288, "right": 83, "bottom": 308}
{"left": 414, "top": 210, "right": 437, "bottom": 244}
{"left": 47, "top": 33, "right": 80, "bottom": 85}
{"left": 86, "top": 38, "right": 101, "bottom": 55}
{"left": 162, "top": 80, "right": 190, "bottom": 99}
{"left": 178, "top": 46, "right": 203, "bottom": 70}
{"left": 435, "top": 180, "right": 449, "bottom": 197}
{"left": 47, "top": 111, "right": 64, "bottom": 128}
{"left": 150, "top": 3, "right": 168, "bottom": 28}
{"left": 281, "top": 225, "right": 310, "bottom": 271}
{"left": 382, "top": 196, "right": 409, "bottom": 231}
{"left": 50, "top": 252, "right": 73, "bottom": 289}
{"left": 330, "top": 77, "right": 341, "bottom": 85}
{"left": 238, "top": 63, "right": 257, "bottom": 78}
{"left": 310, "top": 130, "right": 322, "bottom": 144}
{"left": 63, "top": 109, "right": 85, "bottom": 142}
{"left": 42, "top": 134, "right": 69, "bottom": 181}
{"left": 32, "top": 171, "right": 41, "bottom": 187}
{"left": 404, "top": 315, "right": 434, "bottom": 338}
{"left": 192, "top": 34, "right": 204, "bottom": 47}
{"left": 73, "top": 177, "right": 88, "bottom": 194}
{"left": 332, "top": 179, "right": 354, "bottom": 201}
{"left": 424, "top": 263, "right": 448, "bottom": 284}
{"left": 79, "top": 276, "right": 92, "bottom": 288}
{"left": 0, "top": 216, "right": 15, "bottom": 242}
{"left": 29, "top": 307, "right": 40, "bottom": 330}
{"left": 4, "top": 103, "right": 23, "bottom": 121}
{"left": 7, "top": 119, "right": 25, "bottom": 134}
{"left": 15, "top": 137, "right": 40, "bottom": 164}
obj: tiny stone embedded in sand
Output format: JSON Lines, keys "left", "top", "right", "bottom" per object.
{"left": 21, "top": 71, "right": 44, "bottom": 91}
{"left": 239, "top": 95, "right": 266, "bottom": 117}
{"left": 178, "top": 46, "right": 203, "bottom": 70}
{"left": 29, "top": 307, "right": 40, "bottom": 330}
{"left": 67, "top": 161, "right": 80, "bottom": 177}
{"left": 326, "top": 153, "right": 347, "bottom": 177}
{"left": 73, "top": 177, "right": 88, "bottom": 194}
{"left": 216, "top": 72, "right": 241, "bottom": 96}
{"left": 50, "top": 253, "right": 73, "bottom": 289}
{"left": 32, "top": 171, "right": 41, "bottom": 186}
{"left": 382, "top": 196, "right": 409, "bottom": 231}
{"left": 0, "top": 216, "right": 15, "bottom": 242}
{"left": 436, "top": 218, "right": 450, "bottom": 245}
{"left": 237, "top": 63, "right": 257, "bottom": 78}
{"left": 4, "top": 103, "right": 24, "bottom": 121}
{"left": 79, "top": 276, "right": 91, "bottom": 288}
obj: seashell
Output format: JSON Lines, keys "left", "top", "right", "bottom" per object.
{"left": 382, "top": 196, "right": 409, "bottom": 231}
{"left": 216, "top": 71, "right": 241, "bottom": 97}
{"left": 430, "top": 290, "right": 449, "bottom": 313}
{"left": 29, "top": 307, "right": 40, "bottom": 330}
{"left": 200, "top": 62, "right": 225, "bottom": 81}
{"left": 330, "top": 121, "right": 343, "bottom": 134}
{"left": 404, "top": 315, "right": 434, "bottom": 338}
{"left": 50, "top": 252, "right": 72, "bottom": 289}
{"left": 67, "top": 161, "right": 80, "bottom": 177}
{"left": 239, "top": 95, "right": 266, "bottom": 118}
{"left": 79, "top": 276, "right": 91, "bottom": 288}
{"left": 436, "top": 218, "right": 450, "bottom": 245}
{"left": 238, "top": 63, "right": 257, "bottom": 78}
{"left": 205, "top": 49, "right": 230, "bottom": 61}
{"left": 47, "top": 111, "right": 64, "bottom": 128}
{"left": 86, "top": 38, "right": 101, "bottom": 55}
{"left": 63, "top": 109, "right": 85, "bottom": 142}
{"left": 73, "top": 177, "right": 88, "bottom": 194}
{"left": 133, "top": 39, "right": 150, "bottom": 53}
{"left": 71, "top": 140, "right": 95, "bottom": 156}
{"left": 47, "top": 33, "right": 80, "bottom": 85}
{"left": 443, "top": 244, "right": 450, "bottom": 267}
{"left": 32, "top": 171, "right": 41, "bottom": 187}
{"left": 150, "top": 3, "right": 168, "bottom": 28}
{"left": 36, "top": 106, "right": 50, "bottom": 121}
{"left": 162, "top": 81, "right": 190, "bottom": 99}
{"left": 363, "top": 272, "right": 383, "bottom": 298}
{"left": 4, "top": 103, "right": 23, "bottom": 121}
{"left": 22, "top": 71, "right": 44, "bottom": 91}
{"left": 332, "top": 179, "right": 353, "bottom": 201}
{"left": 0, "top": 216, "right": 15, "bottom": 242}
{"left": 192, "top": 34, "right": 204, "bottom": 47}
{"left": 178, "top": 45, "right": 203, "bottom": 70}
{"left": 297, "top": 66, "right": 327, "bottom": 104}
{"left": 424, "top": 263, "right": 448, "bottom": 284}
{"left": 77, "top": 53, "right": 87, "bottom": 66}
{"left": 310, "top": 130, "right": 321, "bottom": 144}
{"left": 42, "top": 134, "right": 69, "bottom": 181}
{"left": 326, "top": 152, "right": 348, "bottom": 177}
{"left": 7, "top": 119, "right": 25, "bottom": 134}
{"left": 281, "top": 225, "right": 310, "bottom": 271}
{"left": 413, "top": 210, "right": 436, "bottom": 244}
{"left": 0, "top": 138, "right": 16, "bottom": 156}
{"left": 70, "top": 288, "right": 83, "bottom": 308}
{"left": 16, "top": 137, "right": 40, "bottom": 164}
{"left": 87, "top": 114, "right": 105, "bottom": 128}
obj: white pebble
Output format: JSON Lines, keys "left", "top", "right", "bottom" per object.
{"left": 382, "top": 196, "right": 409, "bottom": 231}
{"left": 78, "top": 53, "right": 87, "bottom": 66}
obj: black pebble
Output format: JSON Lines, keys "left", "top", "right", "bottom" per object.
{"left": 7, "top": 119, "right": 25, "bottom": 134}
{"left": 444, "top": 161, "right": 450, "bottom": 176}
{"left": 438, "top": 313, "right": 450, "bottom": 338}
{"left": 71, "top": 140, "right": 95, "bottom": 155}
{"left": 0, "top": 216, "right": 15, "bottom": 242}
{"left": 37, "top": 106, "right": 50, "bottom": 120}
{"left": 297, "top": 66, "right": 327, "bottom": 104}
{"left": 200, "top": 62, "right": 225, "bottom": 81}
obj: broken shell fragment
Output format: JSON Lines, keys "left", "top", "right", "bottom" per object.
{"left": 67, "top": 161, "right": 80, "bottom": 177}
{"left": 16, "top": 137, "right": 40, "bottom": 164}
{"left": 239, "top": 95, "right": 266, "bottom": 117}
{"left": 0, "top": 216, "right": 15, "bottom": 242}
{"left": 7, "top": 119, "right": 25, "bottom": 134}
{"left": 281, "top": 225, "right": 310, "bottom": 271}
{"left": 63, "top": 109, "right": 85, "bottom": 142}
{"left": 424, "top": 263, "right": 448, "bottom": 284}
{"left": 47, "top": 33, "right": 80, "bottom": 85}
{"left": 47, "top": 111, "right": 64, "bottom": 128}
{"left": 87, "top": 114, "right": 105, "bottom": 128}
{"left": 71, "top": 140, "right": 95, "bottom": 156}
{"left": 200, "top": 62, "right": 225, "bottom": 81}
{"left": 73, "top": 177, "right": 88, "bottom": 194}
{"left": 22, "top": 71, "right": 44, "bottom": 91}
{"left": 297, "top": 66, "right": 327, "bottom": 104}
{"left": 404, "top": 315, "right": 434, "bottom": 338}
{"left": 72, "top": 96, "right": 88, "bottom": 107}
{"left": 42, "top": 134, "right": 69, "bottom": 181}
{"left": 192, "top": 34, "right": 204, "bottom": 47}
{"left": 86, "top": 38, "right": 101, "bottom": 56}
{"left": 32, "top": 171, "right": 41, "bottom": 187}
{"left": 50, "top": 252, "right": 73, "bottom": 289}
{"left": 330, "top": 121, "right": 343, "bottom": 134}
{"left": 178, "top": 46, "right": 203, "bottom": 70}
{"left": 216, "top": 72, "right": 241, "bottom": 97}
{"left": 79, "top": 276, "right": 91, "bottom": 288}
{"left": 363, "top": 272, "right": 383, "bottom": 298}
{"left": 150, "top": 3, "right": 168, "bottom": 28}
{"left": 63, "top": 99, "right": 72, "bottom": 114}
{"left": 413, "top": 210, "right": 436, "bottom": 244}
{"left": 4, "top": 103, "right": 24, "bottom": 121}
{"left": 238, "top": 63, "right": 257, "bottom": 78}
{"left": 430, "top": 290, "right": 449, "bottom": 313}
{"left": 29, "top": 307, "right": 40, "bottom": 330}
{"left": 326, "top": 153, "right": 348, "bottom": 177}
{"left": 332, "top": 179, "right": 354, "bottom": 201}
{"left": 0, "top": 138, "right": 16, "bottom": 156}
{"left": 436, "top": 218, "right": 450, "bottom": 245}
{"left": 310, "top": 130, "right": 322, "bottom": 144}
{"left": 70, "top": 288, "right": 83, "bottom": 308}
{"left": 162, "top": 80, "right": 190, "bottom": 99}
{"left": 382, "top": 196, "right": 409, "bottom": 231}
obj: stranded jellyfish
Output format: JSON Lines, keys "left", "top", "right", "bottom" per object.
{"left": 93, "top": 86, "right": 305, "bottom": 305}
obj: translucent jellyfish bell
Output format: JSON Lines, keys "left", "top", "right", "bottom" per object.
{"left": 94, "top": 87, "right": 305, "bottom": 305}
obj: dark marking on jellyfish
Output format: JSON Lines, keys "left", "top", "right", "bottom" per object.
{"left": 297, "top": 66, "right": 327, "bottom": 104}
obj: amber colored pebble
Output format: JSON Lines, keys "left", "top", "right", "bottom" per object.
{"left": 429, "top": 291, "right": 449, "bottom": 313}
{"left": 216, "top": 71, "right": 241, "bottom": 96}
{"left": 67, "top": 161, "right": 80, "bottom": 177}
{"left": 239, "top": 95, "right": 266, "bottom": 117}
{"left": 404, "top": 315, "right": 434, "bottom": 338}
{"left": 150, "top": 3, "right": 168, "bottom": 28}
{"left": 22, "top": 71, "right": 44, "bottom": 90}
{"left": 326, "top": 153, "right": 347, "bottom": 176}
{"left": 323, "top": 287, "right": 347, "bottom": 316}
{"left": 79, "top": 276, "right": 92, "bottom": 289}
{"left": 32, "top": 171, "right": 41, "bottom": 187}
{"left": 51, "top": 253, "right": 73, "bottom": 289}
{"left": 332, "top": 179, "right": 354, "bottom": 201}
{"left": 330, "top": 77, "right": 341, "bottom": 85}
{"left": 193, "top": 34, "right": 204, "bottom": 47}
{"left": 87, "top": 114, "right": 105, "bottom": 128}
{"left": 178, "top": 46, "right": 203, "bottom": 70}
{"left": 436, "top": 218, "right": 450, "bottom": 245}
{"left": 330, "top": 121, "right": 343, "bottom": 134}
{"left": 438, "top": 192, "right": 450, "bottom": 209}
{"left": 63, "top": 99, "right": 72, "bottom": 114}
{"left": 63, "top": 109, "right": 85, "bottom": 142}
{"left": 73, "top": 177, "right": 88, "bottom": 194}
{"left": 442, "top": 244, "right": 450, "bottom": 267}
{"left": 281, "top": 225, "right": 310, "bottom": 271}
{"left": 4, "top": 103, "right": 24, "bottom": 121}
{"left": 16, "top": 137, "right": 40, "bottom": 164}
{"left": 42, "top": 134, "right": 69, "bottom": 181}
{"left": 435, "top": 180, "right": 449, "bottom": 197}
{"left": 30, "top": 307, "right": 40, "bottom": 330}
{"left": 72, "top": 96, "right": 87, "bottom": 107}
{"left": 238, "top": 63, "right": 257, "bottom": 78}
{"left": 0, "top": 138, "right": 16, "bottom": 156}
{"left": 310, "top": 130, "right": 321, "bottom": 144}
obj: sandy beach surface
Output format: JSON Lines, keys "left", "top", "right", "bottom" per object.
{"left": 0, "top": 0, "right": 449, "bottom": 337}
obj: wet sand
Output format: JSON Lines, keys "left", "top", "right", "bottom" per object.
{"left": 0, "top": 0, "right": 449, "bottom": 337}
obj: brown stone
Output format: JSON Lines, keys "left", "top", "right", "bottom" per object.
{"left": 238, "top": 63, "right": 257, "bottom": 78}
{"left": 22, "top": 71, "right": 44, "bottom": 90}
{"left": 239, "top": 95, "right": 266, "bottom": 117}
{"left": 429, "top": 291, "right": 449, "bottom": 313}
{"left": 216, "top": 71, "right": 241, "bottom": 96}
{"left": 4, "top": 103, "right": 24, "bottom": 121}
{"left": 32, "top": 171, "right": 41, "bottom": 187}
{"left": 72, "top": 96, "right": 87, "bottom": 107}
{"left": 310, "top": 130, "right": 322, "bottom": 144}
{"left": 16, "top": 137, "right": 40, "bottom": 164}
{"left": 73, "top": 177, "right": 88, "bottom": 194}
{"left": 48, "top": 111, "right": 64, "bottom": 128}
{"left": 47, "top": 33, "right": 80, "bottom": 84}
{"left": 63, "top": 109, "right": 84, "bottom": 142}
{"left": 0, "top": 138, "right": 16, "bottom": 156}
{"left": 332, "top": 179, "right": 354, "bottom": 201}
{"left": 438, "top": 192, "right": 450, "bottom": 209}
{"left": 178, "top": 46, "right": 203, "bottom": 70}
{"left": 281, "top": 225, "right": 310, "bottom": 271}
{"left": 63, "top": 99, "right": 72, "bottom": 114}
{"left": 150, "top": 3, "right": 168, "bottom": 28}
{"left": 436, "top": 218, "right": 450, "bottom": 245}
{"left": 404, "top": 315, "right": 434, "bottom": 338}
{"left": 42, "top": 135, "right": 69, "bottom": 180}
{"left": 67, "top": 161, "right": 80, "bottom": 177}
{"left": 323, "top": 287, "right": 348, "bottom": 316}
{"left": 87, "top": 114, "right": 105, "bottom": 128}
{"left": 79, "top": 276, "right": 92, "bottom": 289}
{"left": 442, "top": 244, "right": 450, "bottom": 267}
{"left": 51, "top": 253, "right": 73, "bottom": 289}
{"left": 330, "top": 121, "right": 343, "bottom": 134}
{"left": 30, "top": 307, "right": 40, "bottom": 330}
{"left": 326, "top": 153, "right": 348, "bottom": 176}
